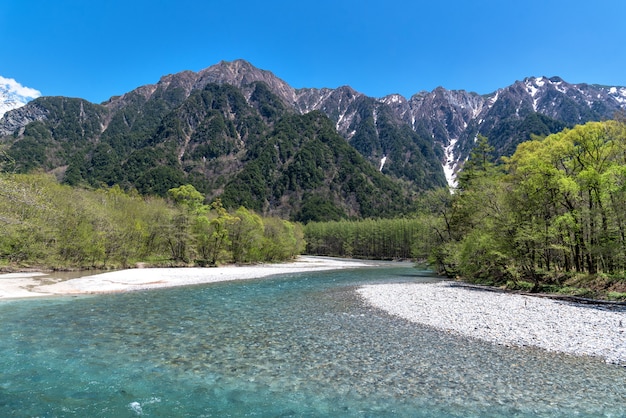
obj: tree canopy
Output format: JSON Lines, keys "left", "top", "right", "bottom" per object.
{"left": 0, "top": 177, "right": 305, "bottom": 269}
{"left": 430, "top": 120, "right": 626, "bottom": 297}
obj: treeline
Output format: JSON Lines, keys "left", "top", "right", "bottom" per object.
{"left": 0, "top": 175, "right": 304, "bottom": 269}
{"left": 304, "top": 218, "right": 425, "bottom": 260}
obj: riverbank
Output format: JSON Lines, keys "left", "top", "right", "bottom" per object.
{"left": 0, "top": 256, "right": 370, "bottom": 299}
{"left": 358, "top": 281, "right": 626, "bottom": 366}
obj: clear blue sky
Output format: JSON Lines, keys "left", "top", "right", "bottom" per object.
{"left": 2, "top": 0, "right": 626, "bottom": 103}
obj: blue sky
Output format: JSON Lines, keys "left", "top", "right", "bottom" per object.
{"left": 2, "top": 0, "right": 626, "bottom": 103}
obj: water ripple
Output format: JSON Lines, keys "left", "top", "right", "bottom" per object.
{"left": 0, "top": 266, "right": 624, "bottom": 417}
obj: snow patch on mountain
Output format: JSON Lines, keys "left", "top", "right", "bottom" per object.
{"left": 379, "top": 155, "right": 387, "bottom": 172}
{"left": 0, "top": 76, "right": 41, "bottom": 118}
{"left": 336, "top": 109, "right": 357, "bottom": 135}
{"left": 443, "top": 138, "right": 459, "bottom": 189}
{"left": 554, "top": 80, "right": 568, "bottom": 94}
{"left": 381, "top": 94, "right": 405, "bottom": 105}
{"left": 488, "top": 91, "right": 500, "bottom": 104}
{"left": 608, "top": 86, "right": 626, "bottom": 104}
{"left": 525, "top": 80, "right": 540, "bottom": 111}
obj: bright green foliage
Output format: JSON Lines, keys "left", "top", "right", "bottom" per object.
{"left": 504, "top": 121, "right": 626, "bottom": 277}
{"left": 430, "top": 120, "right": 626, "bottom": 293}
{"left": 201, "top": 199, "right": 236, "bottom": 266}
{"left": 0, "top": 175, "right": 56, "bottom": 262}
{"left": 0, "top": 175, "right": 173, "bottom": 268}
{"left": 0, "top": 175, "right": 304, "bottom": 269}
{"left": 166, "top": 184, "right": 209, "bottom": 263}
{"left": 261, "top": 217, "right": 306, "bottom": 261}
{"left": 228, "top": 207, "right": 264, "bottom": 263}
{"left": 167, "top": 184, "right": 207, "bottom": 214}
{"left": 305, "top": 217, "right": 426, "bottom": 260}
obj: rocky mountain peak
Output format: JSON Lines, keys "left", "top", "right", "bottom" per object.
{"left": 103, "top": 60, "right": 297, "bottom": 111}
{"left": 195, "top": 59, "right": 297, "bottom": 104}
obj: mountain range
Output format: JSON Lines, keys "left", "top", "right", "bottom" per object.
{"left": 1, "top": 60, "right": 625, "bottom": 219}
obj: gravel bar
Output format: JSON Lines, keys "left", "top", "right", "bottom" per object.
{"left": 357, "top": 281, "right": 626, "bottom": 365}
{"left": 0, "top": 257, "right": 370, "bottom": 299}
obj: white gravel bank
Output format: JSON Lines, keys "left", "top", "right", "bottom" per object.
{"left": 0, "top": 257, "right": 369, "bottom": 299}
{"left": 358, "top": 281, "right": 626, "bottom": 365}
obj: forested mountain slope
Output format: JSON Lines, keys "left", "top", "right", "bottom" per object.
{"left": 0, "top": 75, "right": 412, "bottom": 220}
{"left": 1, "top": 59, "right": 625, "bottom": 215}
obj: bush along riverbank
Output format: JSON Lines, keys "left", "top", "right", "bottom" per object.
{"left": 496, "top": 272, "right": 626, "bottom": 303}
{"left": 0, "top": 176, "right": 305, "bottom": 271}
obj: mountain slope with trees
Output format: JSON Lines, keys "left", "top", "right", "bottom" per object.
{"left": 1, "top": 59, "right": 625, "bottom": 216}
{"left": 0, "top": 77, "right": 415, "bottom": 219}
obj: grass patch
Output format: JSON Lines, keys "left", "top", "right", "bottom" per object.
{"left": 504, "top": 280, "right": 535, "bottom": 291}
{"left": 468, "top": 272, "right": 626, "bottom": 301}
{"left": 554, "top": 286, "right": 594, "bottom": 297}
{"left": 607, "top": 291, "right": 626, "bottom": 301}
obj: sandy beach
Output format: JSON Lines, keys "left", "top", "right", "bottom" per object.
{"left": 0, "top": 256, "right": 370, "bottom": 299}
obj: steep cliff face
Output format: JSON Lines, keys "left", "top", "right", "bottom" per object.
{"left": 0, "top": 100, "right": 49, "bottom": 137}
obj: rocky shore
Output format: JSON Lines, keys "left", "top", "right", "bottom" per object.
{"left": 358, "top": 281, "right": 626, "bottom": 365}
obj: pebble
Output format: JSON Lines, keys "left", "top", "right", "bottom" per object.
{"left": 357, "top": 282, "right": 626, "bottom": 365}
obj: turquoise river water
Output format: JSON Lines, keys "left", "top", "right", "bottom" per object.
{"left": 0, "top": 262, "right": 624, "bottom": 417}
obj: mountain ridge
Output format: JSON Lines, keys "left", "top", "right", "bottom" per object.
{"left": 1, "top": 59, "right": 625, "bottom": 207}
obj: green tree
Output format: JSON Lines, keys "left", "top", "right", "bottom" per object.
{"left": 167, "top": 184, "right": 207, "bottom": 213}
{"left": 434, "top": 120, "right": 626, "bottom": 295}
{"left": 228, "top": 207, "right": 264, "bottom": 263}
{"left": 457, "top": 134, "right": 495, "bottom": 190}
{"left": 195, "top": 199, "right": 236, "bottom": 265}
{"left": 262, "top": 217, "right": 305, "bottom": 261}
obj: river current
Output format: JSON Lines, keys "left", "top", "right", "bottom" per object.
{"left": 0, "top": 263, "right": 624, "bottom": 417}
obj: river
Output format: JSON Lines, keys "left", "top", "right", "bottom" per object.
{"left": 0, "top": 263, "right": 624, "bottom": 416}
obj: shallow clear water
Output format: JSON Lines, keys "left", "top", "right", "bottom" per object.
{"left": 0, "top": 263, "right": 625, "bottom": 417}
